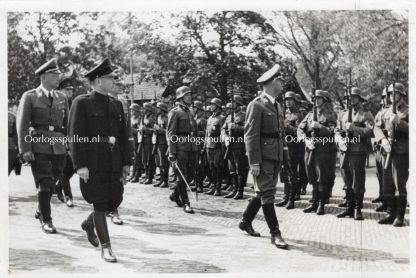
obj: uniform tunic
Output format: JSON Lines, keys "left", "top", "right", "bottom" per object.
{"left": 205, "top": 111, "right": 225, "bottom": 168}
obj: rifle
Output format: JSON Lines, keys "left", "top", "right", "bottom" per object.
{"left": 384, "top": 64, "right": 399, "bottom": 169}
{"left": 307, "top": 71, "right": 318, "bottom": 166}
{"left": 151, "top": 93, "right": 158, "bottom": 156}
{"left": 224, "top": 91, "right": 234, "bottom": 160}
{"left": 340, "top": 70, "right": 352, "bottom": 169}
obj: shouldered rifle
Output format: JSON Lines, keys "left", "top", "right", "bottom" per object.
{"left": 224, "top": 91, "right": 234, "bottom": 160}
{"left": 307, "top": 72, "right": 318, "bottom": 166}
{"left": 151, "top": 97, "right": 158, "bottom": 156}
{"left": 384, "top": 64, "right": 399, "bottom": 169}
{"left": 340, "top": 70, "right": 352, "bottom": 169}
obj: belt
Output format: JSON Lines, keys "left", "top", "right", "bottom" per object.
{"left": 31, "top": 124, "right": 65, "bottom": 133}
{"left": 261, "top": 132, "right": 281, "bottom": 138}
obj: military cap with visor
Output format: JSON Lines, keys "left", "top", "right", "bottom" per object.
{"left": 84, "top": 58, "right": 118, "bottom": 81}
{"left": 256, "top": 65, "right": 283, "bottom": 84}
{"left": 35, "top": 58, "right": 62, "bottom": 76}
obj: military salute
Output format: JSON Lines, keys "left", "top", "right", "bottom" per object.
{"left": 68, "top": 58, "right": 132, "bottom": 262}
{"left": 16, "top": 58, "right": 69, "bottom": 234}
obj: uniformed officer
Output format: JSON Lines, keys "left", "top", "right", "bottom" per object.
{"left": 204, "top": 98, "right": 226, "bottom": 196}
{"left": 276, "top": 91, "right": 305, "bottom": 209}
{"left": 222, "top": 95, "right": 248, "bottom": 199}
{"left": 238, "top": 65, "right": 288, "bottom": 249}
{"left": 167, "top": 86, "right": 198, "bottom": 213}
{"left": 128, "top": 103, "right": 143, "bottom": 182}
{"left": 192, "top": 100, "right": 207, "bottom": 193}
{"left": 68, "top": 58, "right": 132, "bottom": 262}
{"left": 54, "top": 78, "right": 76, "bottom": 207}
{"left": 140, "top": 102, "right": 156, "bottom": 184}
{"left": 335, "top": 87, "right": 374, "bottom": 220}
{"left": 16, "top": 58, "right": 69, "bottom": 234}
{"left": 153, "top": 102, "right": 169, "bottom": 188}
{"left": 298, "top": 90, "right": 337, "bottom": 215}
{"left": 373, "top": 82, "right": 408, "bottom": 227}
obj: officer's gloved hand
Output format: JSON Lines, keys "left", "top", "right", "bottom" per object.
{"left": 77, "top": 167, "right": 89, "bottom": 182}
{"left": 168, "top": 154, "right": 177, "bottom": 163}
{"left": 381, "top": 138, "right": 391, "bottom": 153}
{"left": 305, "top": 138, "right": 315, "bottom": 150}
{"left": 22, "top": 151, "right": 35, "bottom": 162}
{"left": 250, "top": 164, "right": 260, "bottom": 177}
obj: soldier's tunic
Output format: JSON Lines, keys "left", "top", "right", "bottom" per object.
{"left": 373, "top": 103, "right": 409, "bottom": 197}
{"left": 167, "top": 103, "right": 198, "bottom": 205}
{"left": 155, "top": 114, "right": 169, "bottom": 181}
{"left": 68, "top": 91, "right": 132, "bottom": 211}
{"left": 282, "top": 106, "right": 306, "bottom": 198}
{"left": 336, "top": 104, "right": 374, "bottom": 207}
{"left": 297, "top": 102, "right": 337, "bottom": 200}
{"left": 140, "top": 113, "right": 156, "bottom": 179}
{"left": 222, "top": 108, "right": 248, "bottom": 176}
{"left": 131, "top": 114, "right": 144, "bottom": 175}
{"left": 205, "top": 111, "right": 225, "bottom": 168}
{"left": 195, "top": 112, "right": 207, "bottom": 185}
{"left": 245, "top": 92, "right": 285, "bottom": 205}
{"left": 17, "top": 86, "right": 69, "bottom": 223}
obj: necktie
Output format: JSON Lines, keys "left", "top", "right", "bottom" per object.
{"left": 48, "top": 92, "right": 53, "bottom": 104}
{"left": 274, "top": 100, "right": 280, "bottom": 131}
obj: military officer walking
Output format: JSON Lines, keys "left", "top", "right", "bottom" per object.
{"left": 373, "top": 82, "right": 408, "bottom": 227}
{"left": 298, "top": 90, "right": 337, "bottom": 215}
{"left": 238, "top": 65, "right": 288, "bottom": 249}
{"left": 222, "top": 95, "right": 248, "bottom": 200}
{"left": 204, "top": 98, "right": 225, "bottom": 196}
{"left": 167, "top": 86, "right": 198, "bottom": 213}
{"left": 68, "top": 58, "right": 132, "bottom": 262}
{"left": 16, "top": 58, "right": 68, "bottom": 234}
{"left": 335, "top": 87, "right": 374, "bottom": 220}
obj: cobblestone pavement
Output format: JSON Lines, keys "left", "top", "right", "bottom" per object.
{"left": 8, "top": 161, "right": 410, "bottom": 275}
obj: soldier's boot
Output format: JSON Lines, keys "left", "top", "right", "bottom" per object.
{"left": 81, "top": 212, "right": 99, "bottom": 247}
{"left": 338, "top": 189, "right": 348, "bottom": 207}
{"left": 223, "top": 174, "right": 232, "bottom": 191}
{"left": 224, "top": 174, "right": 238, "bottom": 198}
{"left": 303, "top": 188, "right": 319, "bottom": 213}
{"left": 234, "top": 175, "right": 246, "bottom": 200}
{"left": 55, "top": 180, "right": 65, "bottom": 202}
{"left": 337, "top": 189, "right": 355, "bottom": 218}
{"left": 205, "top": 168, "right": 217, "bottom": 195}
{"left": 372, "top": 196, "right": 382, "bottom": 203}
{"left": 214, "top": 168, "right": 222, "bottom": 196}
{"left": 286, "top": 181, "right": 298, "bottom": 209}
{"left": 144, "top": 167, "right": 153, "bottom": 184}
{"left": 378, "top": 197, "right": 396, "bottom": 225}
{"left": 393, "top": 196, "right": 407, "bottom": 227}
{"left": 276, "top": 182, "right": 289, "bottom": 207}
{"left": 130, "top": 172, "right": 140, "bottom": 183}
{"left": 160, "top": 170, "right": 169, "bottom": 188}
{"left": 316, "top": 190, "right": 326, "bottom": 215}
{"left": 354, "top": 194, "right": 364, "bottom": 221}
{"left": 39, "top": 191, "right": 56, "bottom": 234}
{"left": 375, "top": 197, "right": 387, "bottom": 212}
{"left": 262, "top": 203, "right": 288, "bottom": 249}
{"left": 94, "top": 211, "right": 117, "bottom": 263}
{"left": 238, "top": 196, "right": 261, "bottom": 237}
{"left": 169, "top": 173, "right": 177, "bottom": 183}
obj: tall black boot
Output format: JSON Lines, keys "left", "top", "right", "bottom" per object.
{"left": 93, "top": 211, "right": 116, "bottom": 263}
{"left": 375, "top": 197, "right": 387, "bottom": 212}
{"left": 238, "top": 196, "right": 261, "bottom": 236}
{"left": 354, "top": 193, "right": 364, "bottom": 220}
{"left": 393, "top": 196, "right": 406, "bottom": 227}
{"left": 81, "top": 212, "right": 99, "bottom": 247}
{"left": 224, "top": 174, "right": 238, "bottom": 198}
{"left": 234, "top": 174, "right": 245, "bottom": 200}
{"left": 214, "top": 168, "right": 222, "bottom": 196}
{"left": 262, "top": 203, "right": 288, "bottom": 249}
{"left": 337, "top": 189, "right": 354, "bottom": 218}
{"left": 316, "top": 188, "right": 326, "bottom": 215}
{"left": 38, "top": 191, "right": 56, "bottom": 233}
{"left": 303, "top": 186, "right": 318, "bottom": 213}
{"left": 143, "top": 167, "right": 153, "bottom": 184}
{"left": 276, "top": 182, "right": 289, "bottom": 207}
{"left": 285, "top": 180, "right": 297, "bottom": 209}
{"left": 378, "top": 197, "right": 396, "bottom": 224}
{"left": 205, "top": 168, "right": 217, "bottom": 195}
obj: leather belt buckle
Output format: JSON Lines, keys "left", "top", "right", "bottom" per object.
{"left": 108, "top": 136, "right": 116, "bottom": 144}
{"left": 49, "top": 126, "right": 55, "bottom": 131}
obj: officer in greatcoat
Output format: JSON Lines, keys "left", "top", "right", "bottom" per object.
{"left": 68, "top": 58, "right": 132, "bottom": 262}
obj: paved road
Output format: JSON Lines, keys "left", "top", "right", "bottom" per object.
{"left": 8, "top": 162, "right": 410, "bottom": 274}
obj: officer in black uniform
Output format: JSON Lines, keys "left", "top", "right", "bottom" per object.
{"left": 68, "top": 58, "right": 132, "bottom": 262}
{"left": 16, "top": 58, "right": 68, "bottom": 234}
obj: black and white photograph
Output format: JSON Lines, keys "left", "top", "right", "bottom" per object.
{"left": 2, "top": 0, "right": 415, "bottom": 276}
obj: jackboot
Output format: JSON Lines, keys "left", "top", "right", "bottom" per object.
{"left": 205, "top": 168, "right": 217, "bottom": 195}
{"left": 316, "top": 189, "right": 326, "bottom": 215}
{"left": 234, "top": 175, "right": 246, "bottom": 200}
{"left": 238, "top": 196, "right": 261, "bottom": 237}
{"left": 81, "top": 212, "right": 99, "bottom": 247}
{"left": 224, "top": 174, "right": 238, "bottom": 198}
{"left": 303, "top": 187, "right": 318, "bottom": 213}
{"left": 393, "top": 196, "right": 407, "bottom": 227}
{"left": 143, "top": 168, "right": 153, "bottom": 184}
{"left": 354, "top": 194, "right": 364, "bottom": 220}
{"left": 94, "top": 211, "right": 117, "bottom": 263}
{"left": 275, "top": 182, "right": 289, "bottom": 207}
{"left": 262, "top": 203, "right": 288, "bottom": 249}
{"left": 375, "top": 197, "right": 387, "bottom": 212}
{"left": 213, "top": 170, "right": 222, "bottom": 196}
{"left": 337, "top": 189, "right": 355, "bottom": 218}
{"left": 378, "top": 197, "right": 396, "bottom": 224}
